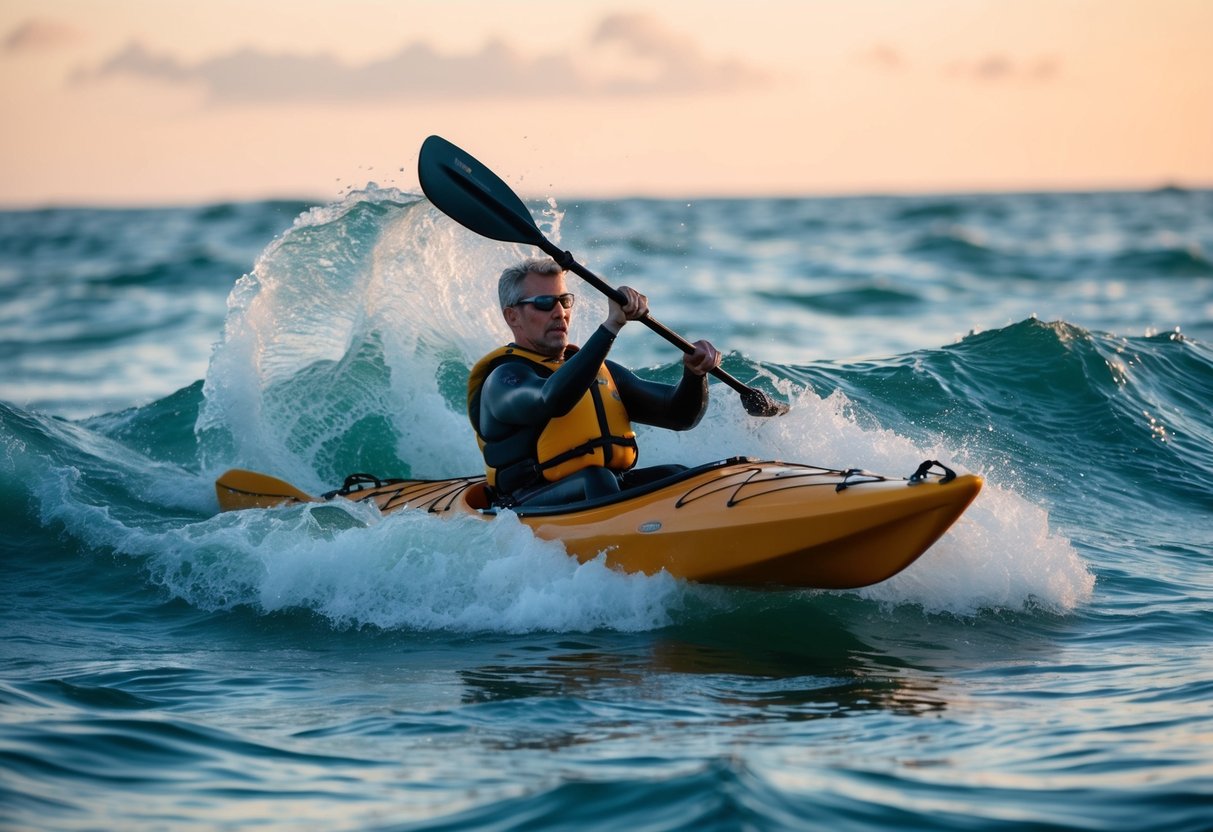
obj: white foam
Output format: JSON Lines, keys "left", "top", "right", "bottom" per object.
{"left": 34, "top": 465, "right": 683, "bottom": 633}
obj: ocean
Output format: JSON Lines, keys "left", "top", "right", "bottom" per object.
{"left": 2, "top": 186, "right": 1211, "bottom": 830}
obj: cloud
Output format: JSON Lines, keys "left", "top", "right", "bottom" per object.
{"left": 72, "top": 39, "right": 586, "bottom": 102}
{"left": 591, "top": 12, "right": 771, "bottom": 93}
{"left": 856, "top": 43, "right": 1060, "bottom": 84}
{"left": 3, "top": 18, "right": 84, "bottom": 53}
{"left": 70, "top": 13, "right": 770, "bottom": 104}
{"left": 858, "top": 44, "right": 906, "bottom": 71}
{"left": 948, "top": 54, "right": 1061, "bottom": 82}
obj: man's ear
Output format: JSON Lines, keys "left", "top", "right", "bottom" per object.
{"left": 502, "top": 306, "right": 519, "bottom": 329}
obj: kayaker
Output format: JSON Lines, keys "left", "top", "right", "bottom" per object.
{"left": 467, "top": 257, "right": 721, "bottom": 507}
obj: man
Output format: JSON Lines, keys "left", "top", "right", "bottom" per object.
{"left": 467, "top": 257, "right": 722, "bottom": 506}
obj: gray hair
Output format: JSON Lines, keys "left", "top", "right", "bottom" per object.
{"left": 498, "top": 257, "right": 564, "bottom": 309}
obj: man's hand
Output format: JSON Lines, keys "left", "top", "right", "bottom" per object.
{"left": 605, "top": 286, "right": 649, "bottom": 333}
{"left": 683, "top": 340, "right": 722, "bottom": 376}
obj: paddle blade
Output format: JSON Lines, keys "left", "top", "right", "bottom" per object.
{"left": 418, "top": 135, "right": 546, "bottom": 247}
{"left": 215, "top": 469, "right": 318, "bottom": 512}
{"left": 740, "top": 387, "right": 789, "bottom": 417}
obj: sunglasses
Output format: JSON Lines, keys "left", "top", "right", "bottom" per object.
{"left": 514, "top": 293, "right": 575, "bottom": 312}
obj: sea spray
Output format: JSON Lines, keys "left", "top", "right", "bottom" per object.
{"left": 197, "top": 188, "right": 540, "bottom": 489}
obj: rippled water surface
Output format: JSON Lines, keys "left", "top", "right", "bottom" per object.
{"left": 2, "top": 187, "right": 1211, "bottom": 830}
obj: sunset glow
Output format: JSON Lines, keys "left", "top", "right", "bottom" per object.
{"left": 2, "top": 0, "right": 1210, "bottom": 205}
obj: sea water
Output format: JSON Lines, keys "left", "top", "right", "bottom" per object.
{"left": 2, "top": 186, "right": 1211, "bottom": 830}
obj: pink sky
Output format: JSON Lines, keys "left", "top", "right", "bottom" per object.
{"left": 1, "top": 0, "right": 1210, "bottom": 206}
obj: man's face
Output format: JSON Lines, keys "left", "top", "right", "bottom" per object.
{"left": 503, "top": 271, "right": 572, "bottom": 357}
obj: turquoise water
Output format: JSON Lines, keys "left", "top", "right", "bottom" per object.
{"left": 2, "top": 187, "right": 1211, "bottom": 830}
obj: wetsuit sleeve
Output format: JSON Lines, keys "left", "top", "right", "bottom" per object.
{"left": 609, "top": 361, "right": 708, "bottom": 431}
{"left": 481, "top": 326, "right": 619, "bottom": 431}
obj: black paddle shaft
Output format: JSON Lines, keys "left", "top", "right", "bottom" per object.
{"left": 418, "top": 135, "right": 787, "bottom": 417}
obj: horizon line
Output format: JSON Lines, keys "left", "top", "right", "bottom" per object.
{"left": 1, "top": 178, "right": 1208, "bottom": 213}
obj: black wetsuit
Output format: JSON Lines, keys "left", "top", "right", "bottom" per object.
{"left": 473, "top": 326, "right": 708, "bottom": 505}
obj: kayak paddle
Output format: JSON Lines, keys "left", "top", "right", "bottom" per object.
{"left": 417, "top": 135, "right": 788, "bottom": 418}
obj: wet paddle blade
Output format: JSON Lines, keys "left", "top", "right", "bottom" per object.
{"left": 418, "top": 135, "right": 545, "bottom": 246}
{"left": 741, "top": 387, "right": 790, "bottom": 417}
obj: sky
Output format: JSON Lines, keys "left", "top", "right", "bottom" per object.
{"left": 1, "top": 0, "right": 1210, "bottom": 206}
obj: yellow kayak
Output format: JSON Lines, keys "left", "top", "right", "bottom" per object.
{"left": 215, "top": 458, "right": 981, "bottom": 589}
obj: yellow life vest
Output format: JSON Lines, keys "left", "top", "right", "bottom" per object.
{"left": 466, "top": 344, "right": 638, "bottom": 490}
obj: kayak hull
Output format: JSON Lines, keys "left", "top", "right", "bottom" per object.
{"left": 215, "top": 459, "right": 982, "bottom": 589}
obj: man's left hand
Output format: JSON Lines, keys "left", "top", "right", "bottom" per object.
{"left": 683, "top": 340, "right": 722, "bottom": 376}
